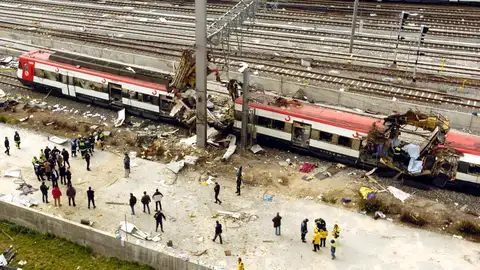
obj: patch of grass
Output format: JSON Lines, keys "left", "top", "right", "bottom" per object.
{"left": 456, "top": 220, "right": 480, "bottom": 235}
{"left": 358, "top": 198, "right": 390, "bottom": 214}
{"left": 400, "top": 211, "right": 427, "bottom": 227}
{"left": 0, "top": 114, "right": 8, "bottom": 123}
{"left": 321, "top": 194, "right": 338, "bottom": 204}
{"left": 0, "top": 221, "right": 153, "bottom": 270}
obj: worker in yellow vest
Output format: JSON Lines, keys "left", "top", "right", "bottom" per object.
{"left": 330, "top": 237, "right": 339, "bottom": 260}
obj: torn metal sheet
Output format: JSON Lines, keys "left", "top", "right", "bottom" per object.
{"left": 180, "top": 127, "right": 218, "bottom": 147}
{"left": 0, "top": 89, "right": 5, "bottom": 98}
{"left": 48, "top": 136, "right": 68, "bottom": 145}
{"left": 184, "top": 155, "right": 199, "bottom": 165}
{"left": 387, "top": 186, "right": 411, "bottom": 202}
{"left": 222, "top": 134, "right": 237, "bottom": 160}
{"left": 114, "top": 108, "right": 126, "bottom": 127}
{"left": 119, "top": 221, "right": 152, "bottom": 240}
{"left": 167, "top": 160, "right": 185, "bottom": 174}
{"left": 250, "top": 144, "right": 265, "bottom": 154}
{"left": 4, "top": 170, "right": 21, "bottom": 178}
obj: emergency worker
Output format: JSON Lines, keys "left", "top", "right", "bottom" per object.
{"left": 13, "top": 131, "right": 20, "bottom": 149}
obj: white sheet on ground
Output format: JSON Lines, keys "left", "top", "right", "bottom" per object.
{"left": 387, "top": 186, "right": 411, "bottom": 202}
{"left": 408, "top": 159, "right": 423, "bottom": 174}
{"left": 4, "top": 169, "right": 21, "bottom": 178}
{"left": 402, "top": 144, "right": 420, "bottom": 159}
{"left": 114, "top": 108, "right": 126, "bottom": 127}
{"left": 48, "top": 136, "right": 68, "bottom": 145}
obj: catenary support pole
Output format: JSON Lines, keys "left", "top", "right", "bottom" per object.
{"left": 195, "top": 0, "right": 207, "bottom": 148}
{"left": 349, "top": 0, "right": 360, "bottom": 54}
{"left": 241, "top": 68, "right": 249, "bottom": 153}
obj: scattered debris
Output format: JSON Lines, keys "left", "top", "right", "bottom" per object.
{"left": 221, "top": 134, "right": 237, "bottom": 161}
{"left": 341, "top": 198, "right": 351, "bottom": 204}
{"left": 18, "top": 260, "right": 27, "bottom": 266}
{"left": 183, "top": 155, "right": 199, "bottom": 165}
{"left": 299, "top": 162, "right": 316, "bottom": 173}
{"left": 374, "top": 211, "right": 386, "bottom": 220}
{"left": 359, "top": 187, "right": 376, "bottom": 200}
{"left": 224, "top": 250, "right": 232, "bottom": 256}
{"left": 192, "top": 249, "right": 208, "bottom": 256}
{"left": 250, "top": 144, "right": 265, "bottom": 154}
{"left": 387, "top": 186, "right": 411, "bottom": 202}
{"left": 114, "top": 108, "right": 126, "bottom": 127}
{"left": 80, "top": 219, "right": 94, "bottom": 226}
{"left": 118, "top": 221, "right": 152, "bottom": 241}
{"left": 48, "top": 136, "right": 68, "bottom": 145}
{"left": 263, "top": 194, "right": 274, "bottom": 202}
{"left": 452, "top": 235, "right": 463, "bottom": 239}
{"left": 166, "top": 160, "right": 185, "bottom": 174}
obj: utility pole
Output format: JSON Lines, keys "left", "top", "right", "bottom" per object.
{"left": 349, "top": 0, "right": 360, "bottom": 54}
{"left": 195, "top": 0, "right": 207, "bottom": 148}
{"left": 241, "top": 68, "right": 249, "bottom": 153}
{"left": 412, "top": 25, "right": 429, "bottom": 82}
{"left": 393, "top": 11, "right": 409, "bottom": 65}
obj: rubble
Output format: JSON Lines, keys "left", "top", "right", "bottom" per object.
{"left": 250, "top": 144, "right": 265, "bottom": 154}
{"left": 221, "top": 134, "right": 237, "bottom": 161}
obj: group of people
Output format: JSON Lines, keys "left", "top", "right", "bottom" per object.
{"left": 71, "top": 131, "right": 106, "bottom": 171}
{"left": 32, "top": 146, "right": 71, "bottom": 185}
{"left": 40, "top": 180, "right": 96, "bottom": 209}
{"left": 4, "top": 131, "right": 21, "bottom": 155}
{"left": 128, "top": 189, "right": 166, "bottom": 232}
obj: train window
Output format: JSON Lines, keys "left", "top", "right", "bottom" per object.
{"left": 311, "top": 129, "right": 320, "bottom": 140}
{"left": 284, "top": 122, "right": 292, "bottom": 133}
{"left": 319, "top": 131, "right": 333, "bottom": 142}
{"left": 271, "top": 119, "right": 285, "bottom": 130}
{"left": 137, "top": 93, "right": 143, "bottom": 102}
{"left": 44, "top": 70, "right": 59, "bottom": 81}
{"left": 234, "top": 111, "right": 242, "bottom": 121}
{"left": 257, "top": 116, "right": 272, "bottom": 128}
{"left": 457, "top": 162, "right": 469, "bottom": 174}
{"left": 468, "top": 164, "right": 480, "bottom": 175}
{"left": 143, "top": 94, "right": 152, "bottom": 103}
{"left": 151, "top": 96, "right": 160, "bottom": 106}
{"left": 338, "top": 136, "right": 352, "bottom": 148}
{"left": 73, "top": 78, "right": 83, "bottom": 87}
{"left": 35, "top": 68, "right": 45, "bottom": 78}
{"left": 91, "top": 82, "right": 106, "bottom": 92}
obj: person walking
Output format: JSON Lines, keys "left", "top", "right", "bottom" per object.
{"left": 312, "top": 230, "right": 320, "bottom": 252}
{"left": 40, "top": 181, "right": 49, "bottom": 203}
{"left": 212, "top": 220, "right": 223, "bottom": 244}
{"left": 66, "top": 168, "right": 72, "bottom": 185}
{"left": 237, "top": 257, "right": 244, "bottom": 270}
{"left": 59, "top": 165, "right": 67, "bottom": 185}
{"left": 124, "top": 153, "right": 130, "bottom": 178}
{"left": 235, "top": 166, "right": 242, "bottom": 196}
{"left": 78, "top": 138, "right": 86, "bottom": 159}
{"left": 330, "top": 237, "right": 339, "bottom": 259}
{"left": 66, "top": 184, "right": 76, "bottom": 207}
{"left": 214, "top": 182, "right": 222, "bottom": 204}
{"left": 85, "top": 152, "right": 91, "bottom": 171}
{"left": 85, "top": 137, "right": 92, "bottom": 157}
{"left": 272, "top": 212, "right": 282, "bottom": 236}
{"left": 4, "top": 137, "right": 9, "bottom": 155}
{"left": 62, "top": 148, "right": 70, "bottom": 168}
{"left": 13, "top": 131, "right": 20, "bottom": 149}
{"left": 141, "top": 191, "right": 151, "bottom": 214}
{"left": 87, "top": 187, "right": 95, "bottom": 209}
{"left": 320, "top": 228, "right": 328, "bottom": 247}
{"left": 129, "top": 193, "right": 137, "bottom": 215}
{"left": 71, "top": 138, "right": 77, "bottom": 157}
{"left": 152, "top": 189, "right": 163, "bottom": 211}
{"left": 52, "top": 185, "right": 62, "bottom": 207}
{"left": 97, "top": 131, "right": 105, "bottom": 151}
{"left": 301, "top": 218, "right": 309, "bottom": 243}
{"left": 154, "top": 210, "right": 166, "bottom": 232}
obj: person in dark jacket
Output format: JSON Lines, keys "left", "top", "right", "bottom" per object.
{"left": 154, "top": 210, "right": 166, "bottom": 232}
{"left": 272, "top": 212, "right": 282, "bottom": 236}
{"left": 124, "top": 153, "right": 130, "bottom": 178}
{"left": 88, "top": 133, "right": 95, "bottom": 153}
{"left": 152, "top": 189, "right": 163, "bottom": 211}
{"left": 66, "top": 168, "right": 72, "bottom": 185}
{"left": 85, "top": 152, "right": 91, "bottom": 171}
{"left": 51, "top": 168, "right": 59, "bottom": 187}
{"left": 85, "top": 137, "right": 92, "bottom": 156}
{"left": 71, "top": 138, "right": 77, "bottom": 157}
{"left": 87, "top": 187, "right": 95, "bottom": 209}
{"left": 236, "top": 166, "right": 242, "bottom": 196}
{"left": 66, "top": 184, "right": 76, "bottom": 207}
{"left": 212, "top": 220, "right": 223, "bottom": 244}
{"left": 141, "top": 191, "right": 151, "bottom": 214}
{"left": 40, "top": 181, "right": 49, "bottom": 203}
{"left": 59, "top": 165, "right": 67, "bottom": 185}
{"left": 52, "top": 146, "right": 60, "bottom": 156}
{"left": 4, "top": 137, "right": 9, "bottom": 155}
{"left": 301, "top": 218, "right": 309, "bottom": 242}
{"left": 129, "top": 193, "right": 137, "bottom": 215}
{"left": 35, "top": 163, "right": 45, "bottom": 181}
{"left": 13, "top": 131, "right": 20, "bottom": 149}
{"left": 44, "top": 146, "right": 51, "bottom": 161}
{"left": 62, "top": 148, "right": 70, "bottom": 167}
{"left": 214, "top": 182, "right": 222, "bottom": 204}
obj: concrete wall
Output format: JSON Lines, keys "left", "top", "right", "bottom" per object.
{"left": 0, "top": 201, "right": 210, "bottom": 270}
{"left": 2, "top": 30, "right": 479, "bottom": 132}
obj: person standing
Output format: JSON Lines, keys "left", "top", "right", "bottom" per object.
{"left": 59, "top": 165, "right": 67, "bottom": 185}
{"left": 40, "top": 181, "right": 49, "bottom": 203}
{"left": 124, "top": 153, "right": 130, "bottom": 178}
{"left": 97, "top": 131, "right": 105, "bottom": 151}
{"left": 154, "top": 210, "right": 166, "bottom": 232}
{"left": 272, "top": 212, "right": 282, "bottom": 236}
{"left": 52, "top": 185, "right": 62, "bottom": 207}
{"left": 35, "top": 163, "right": 45, "bottom": 181}
{"left": 235, "top": 166, "right": 242, "bottom": 196}
{"left": 301, "top": 218, "right": 309, "bottom": 243}
{"left": 214, "top": 182, "right": 222, "bottom": 204}
{"left": 312, "top": 230, "right": 320, "bottom": 252}
{"left": 71, "top": 138, "right": 77, "bottom": 157}
{"left": 13, "top": 131, "right": 20, "bottom": 149}
{"left": 44, "top": 160, "right": 51, "bottom": 181}
{"left": 62, "top": 148, "right": 70, "bottom": 167}
{"left": 4, "top": 137, "right": 9, "bottom": 155}
{"left": 212, "top": 220, "right": 223, "bottom": 244}
{"left": 141, "top": 191, "right": 151, "bottom": 214}
{"left": 78, "top": 138, "right": 86, "bottom": 159}
{"left": 66, "top": 168, "right": 72, "bottom": 185}
{"left": 152, "top": 189, "right": 163, "bottom": 211}
{"left": 87, "top": 187, "right": 95, "bottom": 209}
{"left": 56, "top": 152, "right": 64, "bottom": 169}
{"left": 44, "top": 146, "right": 51, "bottom": 161}
{"left": 66, "top": 184, "right": 76, "bottom": 207}
{"left": 85, "top": 152, "right": 91, "bottom": 171}
{"left": 89, "top": 133, "right": 95, "bottom": 153}
{"left": 330, "top": 237, "right": 339, "bottom": 259}
{"left": 320, "top": 228, "right": 328, "bottom": 247}
{"left": 85, "top": 137, "right": 92, "bottom": 157}
{"left": 333, "top": 224, "right": 341, "bottom": 238}
{"left": 237, "top": 257, "right": 244, "bottom": 270}
{"left": 129, "top": 193, "right": 137, "bottom": 215}
{"left": 51, "top": 168, "right": 59, "bottom": 187}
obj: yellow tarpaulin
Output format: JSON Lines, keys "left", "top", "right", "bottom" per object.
{"left": 359, "top": 187, "right": 376, "bottom": 199}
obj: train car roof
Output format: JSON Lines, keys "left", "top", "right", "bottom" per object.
{"left": 236, "top": 92, "right": 382, "bottom": 133}
{"left": 20, "top": 50, "right": 169, "bottom": 91}
{"left": 445, "top": 131, "right": 480, "bottom": 156}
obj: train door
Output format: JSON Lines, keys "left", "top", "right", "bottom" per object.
{"left": 292, "top": 121, "right": 311, "bottom": 148}
{"left": 21, "top": 61, "right": 34, "bottom": 81}
{"left": 66, "top": 73, "right": 75, "bottom": 97}
{"left": 108, "top": 83, "right": 122, "bottom": 102}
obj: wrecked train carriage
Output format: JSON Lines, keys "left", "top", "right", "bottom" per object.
{"left": 233, "top": 92, "right": 478, "bottom": 188}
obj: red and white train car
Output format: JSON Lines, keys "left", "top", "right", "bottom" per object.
{"left": 233, "top": 92, "right": 480, "bottom": 187}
